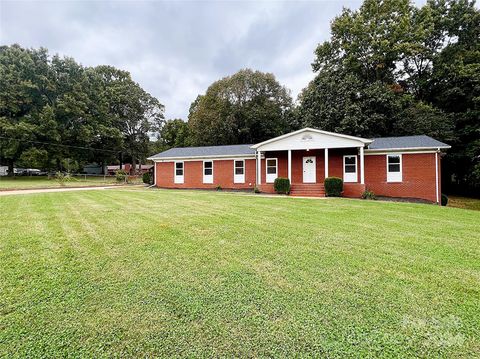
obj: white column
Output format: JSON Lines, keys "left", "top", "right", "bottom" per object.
{"left": 324, "top": 148, "right": 329, "bottom": 179}
{"left": 257, "top": 151, "right": 262, "bottom": 185}
{"left": 287, "top": 150, "right": 292, "bottom": 182}
{"left": 360, "top": 146, "right": 365, "bottom": 185}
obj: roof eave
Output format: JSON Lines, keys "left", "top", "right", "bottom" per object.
{"left": 365, "top": 145, "right": 451, "bottom": 152}
{"left": 148, "top": 153, "right": 256, "bottom": 161}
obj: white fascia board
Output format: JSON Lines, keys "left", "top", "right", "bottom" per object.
{"left": 365, "top": 146, "right": 450, "bottom": 155}
{"left": 148, "top": 154, "right": 256, "bottom": 162}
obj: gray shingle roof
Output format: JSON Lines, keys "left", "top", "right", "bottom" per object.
{"left": 368, "top": 135, "right": 450, "bottom": 150}
{"left": 149, "top": 134, "right": 450, "bottom": 159}
{"left": 149, "top": 144, "right": 255, "bottom": 159}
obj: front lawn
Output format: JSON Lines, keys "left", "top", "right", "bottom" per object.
{"left": 0, "top": 189, "right": 479, "bottom": 357}
{"left": 0, "top": 175, "right": 123, "bottom": 190}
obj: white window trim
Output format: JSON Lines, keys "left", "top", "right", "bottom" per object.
{"left": 233, "top": 159, "right": 245, "bottom": 184}
{"left": 265, "top": 158, "right": 278, "bottom": 183}
{"left": 203, "top": 160, "right": 214, "bottom": 184}
{"left": 343, "top": 155, "right": 358, "bottom": 183}
{"left": 174, "top": 161, "right": 184, "bottom": 184}
{"left": 386, "top": 154, "right": 403, "bottom": 183}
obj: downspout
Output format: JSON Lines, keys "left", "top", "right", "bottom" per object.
{"left": 435, "top": 148, "right": 439, "bottom": 205}
{"left": 148, "top": 160, "right": 156, "bottom": 189}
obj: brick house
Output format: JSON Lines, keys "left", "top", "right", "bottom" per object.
{"left": 148, "top": 128, "right": 450, "bottom": 203}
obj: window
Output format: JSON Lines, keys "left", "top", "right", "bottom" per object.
{"left": 266, "top": 158, "right": 277, "bottom": 183}
{"left": 387, "top": 154, "right": 402, "bottom": 182}
{"left": 234, "top": 160, "right": 245, "bottom": 183}
{"left": 203, "top": 161, "right": 213, "bottom": 184}
{"left": 174, "top": 161, "right": 184, "bottom": 184}
{"left": 343, "top": 155, "right": 357, "bottom": 183}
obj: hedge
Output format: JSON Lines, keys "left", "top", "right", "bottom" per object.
{"left": 441, "top": 194, "right": 448, "bottom": 206}
{"left": 324, "top": 177, "right": 343, "bottom": 197}
{"left": 274, "top": 177, "right": 290, "bottom": 194}
{"left": 142, "top": 172, "right": 153, "bottom": 185}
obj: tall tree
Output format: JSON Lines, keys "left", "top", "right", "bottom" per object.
{"left": 0, "top": 45, "right": 51, "bottom": 174}
{"left": 93, "top": 66, "right": 164, "bottom": 172}
{"left": 188, "top": 69, "right": 293, "bottom": 145}
{"left": 0, "top": 45, "right": 164, "bottom": 174}
{"left": 298, "top": 0, "right": 479, "bottom": 194}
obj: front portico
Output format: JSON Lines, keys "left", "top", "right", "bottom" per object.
{"left": 251, "top": 128, "right": 372, "bottom": 196}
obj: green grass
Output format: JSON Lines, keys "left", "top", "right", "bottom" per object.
{"left": 448, "top": 195, "right": 480, "bottom": 211}
{"left": 0, "top": 175, "right": 124, "bottom": 190}
{"left": 1, "top": 189, "right": 479, "bottom": 357}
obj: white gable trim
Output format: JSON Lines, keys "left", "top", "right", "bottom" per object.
{"left": 251, "top": 128, "right": 372, "bottom": 149}
{"left": 251, "top": 128, "right": 372, "bottom": 152}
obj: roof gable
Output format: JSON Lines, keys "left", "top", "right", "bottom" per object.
{"left": 251, "top": 128, "right": 372, "bottom": 151}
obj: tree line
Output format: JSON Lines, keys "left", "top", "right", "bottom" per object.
{"left": 0, "top": 45, "right": 164, "bottom": 174}
{"left": 1, "top": 0, "right": 478, "bottom": 195}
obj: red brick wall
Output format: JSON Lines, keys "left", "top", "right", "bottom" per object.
{"left": 154, "top": 151, "right": 441, "bottom": 202}
{"left": 327, "top": 149, "right": 360, "bottom": 182}
{"left": 155, "top": 159, "right": 256, "bottom": 190}
{"left": 343, "top": 183, "right": 366, "bottom": 197}
{"left": 364, "top": 153, "right": 438, "bottom": 202}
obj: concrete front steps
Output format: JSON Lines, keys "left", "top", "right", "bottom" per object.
{"left": 290, "top": 183, "right": 325, "bottom": 197}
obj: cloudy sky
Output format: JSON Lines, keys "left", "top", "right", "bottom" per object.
{"left": 3, "top": 1, "right": 376, "bottom": 119}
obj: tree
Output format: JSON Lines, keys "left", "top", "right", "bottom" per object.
{"left": 298, "top": 70, "right": 403, "bottom": 138}
{"left": 0, "top": 45, "right": 164, "bottom": 174}
{"left": 93, "top": 66, "right": 164, "bottom": 173}
{"left": 0, "top": 45, "right": 50, "bottom": 174}
{"left": 188, "top": 69, "right": 293, "bottom": 145}
{"left": 299, "top": 0, "right": 480, "bottom": 195}
{"left": 426, "top": 0, "right": 480, "bottom": 194}
{"left": 159, "top": 119, "right": 190, "bottom": 148}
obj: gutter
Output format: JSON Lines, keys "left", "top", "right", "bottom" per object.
{"left": 365, "top": 146, "right": 451, "bottom": 153}
{"left": 147, "top": 154, "right": 256, "bottom": 161}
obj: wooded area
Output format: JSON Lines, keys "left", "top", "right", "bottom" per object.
{"left": 1, "top": 0, "right": 478, "bottom": 194}
{"left": 0, "top": 45, "right": 164, "bottom": 174}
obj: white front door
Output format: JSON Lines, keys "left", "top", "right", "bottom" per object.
{"left": 303, "top": 156, "right": 316, "bottom": 183}
{"left": 266, "top": 158, "right": 278, "bottom": 183}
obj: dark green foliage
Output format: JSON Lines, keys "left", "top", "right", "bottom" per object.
{"left": 142, "top": 172, "right": 152, "bottom": 185}
{"left": 115, "top": 170, "right": 127, "bottom": 183}
{"left": 151, "top": 119, "right": 190, "bottom": 154}
{"left": 362, "top": 189, "right": 377, "bottom": 200}
{"left": 441, "top": 194, "right": 449, "bottom": 206}
{"left": 187, "top": 69, "right": 293, "bottom": 146}
{"left": 273, "top": 177, "right": 290, "bottom": 194}
{"left": 0, "top": 45, "right": 164, "bottom": 173}
{"left": 324, "top": 177, "right": 343, "bottom": 197}
{"left": 298, "top": 0, "right": 480, "bottom": 196}
{"left": 215, "top": 185, "right": 222, "bottom": 191}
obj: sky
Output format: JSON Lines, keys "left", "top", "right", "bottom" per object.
{"left": 2, "top": 1, "right": 369, "bottom": 119}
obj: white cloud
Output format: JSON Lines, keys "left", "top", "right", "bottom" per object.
{"left": 0, "top": 0, "right": 363, "bottom": 119}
